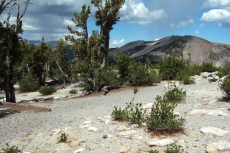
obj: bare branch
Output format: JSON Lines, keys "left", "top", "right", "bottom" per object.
{"left": 6, "top": 0, "right": 16, "bottom": 27}
{"left": 0, "top": 0, "right": 14, "bottom": 15}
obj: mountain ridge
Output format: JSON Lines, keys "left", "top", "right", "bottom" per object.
{"left": 28, "top": 35, "right": 230, "bottom": 67}
{"left": 109, "top": 35, "right": 230, "bottom": 67}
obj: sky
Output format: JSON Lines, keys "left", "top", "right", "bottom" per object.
{"left": 2, "top": 0, "right": 230, "bottom": 47}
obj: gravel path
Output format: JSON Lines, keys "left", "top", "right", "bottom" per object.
{"left": 0, "top": 73, "right": 230, "bottom": 153}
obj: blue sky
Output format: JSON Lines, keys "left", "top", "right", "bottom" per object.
{"left": 4, "top": 0, "right": 230, "bottom": 47}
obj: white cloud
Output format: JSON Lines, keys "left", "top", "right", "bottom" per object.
{"left": 112, "top": 39, "right": 125, "bottom": 45}
{"left": 201, "top": 9, "right": 230, "bottom": 28}
{"left": 63, "top": 18, "right": 75, "bottom": 27}
{"left": 200, "top": 23, "right": 205, "bottom": 27}
{"left": 195, "top": 31, "right": 199, "bottom": 34}
{"left": 202, "top": 0, "right": 230, "bottom": 8}
{"left": 120, "top": 0, "right": 167, "bottom": 25}
{"left": 171, "top": 19, "right": 194, "bottom": 28}
{"left": 201, "top": 9, "right": 230, "bottom": 22}
{"left": 23, "top": 24, "right": 40, "bottom": 31}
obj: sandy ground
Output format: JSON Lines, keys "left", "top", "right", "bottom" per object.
{"left": 0, "top": 72, "right": 229, "bottom": 153}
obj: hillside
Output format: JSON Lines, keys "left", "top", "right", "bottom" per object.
{"left": 109, "top": 35, "right": 230, "bottom": 67}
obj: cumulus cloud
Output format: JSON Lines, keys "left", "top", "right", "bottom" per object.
{"left": 201, "top": 9, "right": 230, "bottom": 22}
{"left": 170, "top": 19, "right": 194, "bottom": 28}
{"left": 202, "top": 0, "right": 230, "bottom": 8}
{"left": 120, "top": 0, "right": 168, "bottom": 25}
{"left": 195, "top": 31, "right": 200, "bottom": 34}
{"left": 112, "top": 39, "right": 125, "bottom": 45}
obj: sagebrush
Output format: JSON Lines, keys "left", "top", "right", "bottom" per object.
{"left": 39, "top": 86, "right": 57, "bottom": 95}
{"left": 145, "top": 95, "right": 185, "bottom": 132}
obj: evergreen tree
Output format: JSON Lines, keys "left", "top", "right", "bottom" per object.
{"left": 33, "top": 37, "right": 52, "bottom": 85}
{"left": 91, "top": 0, "right": 125, "bottom": 67}
{"left": 66, "top": 1, "right": 125, "bottom": 92}
{"left": 0, "top": 0, "right": 30, "bottom": 102}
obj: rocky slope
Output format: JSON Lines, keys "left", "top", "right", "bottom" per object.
{"left": 109, "top": 35, "right": 230, "bottom": 67}
{"left": 0, "top": 72, "right": 230, "bottom": 153}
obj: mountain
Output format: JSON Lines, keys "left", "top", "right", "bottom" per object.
{"left": 28, "top": 40, "right": 74, "bottom": 59}
{"left": 109, "top": 35, "right": 230, "bottom": 67}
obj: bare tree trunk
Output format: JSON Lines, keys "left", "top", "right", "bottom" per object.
{"left": 4, "top": 77, "right": 10, "bottom": 102}
{"left": 9, "top": 74, "right": 16, "bottom": 102}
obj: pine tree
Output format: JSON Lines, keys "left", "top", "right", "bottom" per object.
{"left": 0, "top": 0, "right": 30, "bottom": 102}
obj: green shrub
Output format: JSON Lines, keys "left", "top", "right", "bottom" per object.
{"left": 3, "top": 143, "right": 21, "bottom": 153}
{"left": 219, "top": 75, "right": 230, "bottom": 99}
{"left": 114, "top": 50, "right": 130, "bottom": 79}
{"left": 79, "top": 66, "right": 120, "bottom": 92}
{"left": 179, "top": 75, "right": 195, "bottom": 85}
{"left": 69, "top": 89, "right": 77, "bottom": 94}
{"left": 208, "top": 77, "right": 218, "bottom": 82}
{"left": 58, "top": 133, "right": 67, "bottom": 143}
{"left": 216, "top": 66, "right": 230, "bottom": 78}
{"left": 188, "top": 64, "right": 202, "bottom": 76}
{"left": 18, "top": 73, "right": 39, "bottom": 92}
{"left": 125, "top": 102, "right": 146, "bottom": 125}
{"left": 127, "top": 60, "right": 161, "bottom": 86}
{"left": 111, "top": 106, "right": 128, "bottom": 121}
{"left": 111, "top": 88, "right": 146, "bottom": 125}
{"left": 148, "top": 149, "right": 159, "bottom": 153}
{"left": 159, "top": 55, "right": 186, "bottom": 80}
{"left": 201, "top": 61, "right": 218, "bottom": 72}
{"left": 145, "top": 95, "right": 185, "bottom": 132}
{"left": 39, "top": 86, "right": 57, "bottom": 95}
{"left": 164, "top": 83, "right": 186, "bottom": 101}
{"left": 166, "top": 144, "right": 184, "bottom": 153}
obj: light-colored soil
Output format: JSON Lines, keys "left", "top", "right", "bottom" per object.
{"left": 0, "top": 72, "right": 229, "bottom": 153}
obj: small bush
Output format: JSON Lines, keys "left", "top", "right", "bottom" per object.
{"left": 201, "top": 61, "right": 218, "bottom": 72}
{"left": 166, "top": 144, "right": 184, "bottom": 153}
{"left": 58, "top": 133, "right": 67, "bottom": 143}
{"left": 79, "top": 66, "right": 120, "bottom": 92}
{"left": 159, "top": 55, "right": 186, "bottom": 80}
{"left": 39, "top": 86, "right": 57, "bottom": 95}
{"left": 208, "top": 77, "right": 218, "bottom": 82}
{"left": 164, "top": 83, "right": 186, "bottom": 101}
{"left": 216, "top": 66, "right": 230, "bottom": 78}
{"left": 188, "top": 64, "right": 202, "bottom": 76}
{"left": 219, "top": 75, "right": 230, "bottom": 99}
{"left": 126, "top": 60, "right": 161, "bottom": 86}
{"left": 125, "top": 102, "right": 146, "bottom": 125}
{"left": 145, "top": 95, "right": 185, "bottom": 132}
{"left": 180, "top": 75, "right": 195, "bottom": 85}
{"left": 69, "top": 89, "right": 77, "bottom": 94}
{"left": 111, "top": 88, "right": 146, "bottom": 125}
{"left": 18, "top": 73, "right": 39, "bottom": 92}
{"left": 111, "top": 106, "right": 128, "bottom": 121}
{"left": 3, "top": 143, "right": 21, "bottom": 153}
{"left": 148, "top": 149, "right": 159, "bottom": 153}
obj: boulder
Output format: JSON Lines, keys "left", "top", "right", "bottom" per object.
{"left": 73, "top": 148, "right": 86, "bottom": 153}
{"left": 88, "top": 127, "right": 98, "bottom": 132}
{"left": 120, "top": 144, "right": 131, "bottom": 153}
{"left": 200, "top": 127, "right": 230, "bottom": 137}
{"left": 206, "top": 141, "right": 230, "bottom": 153}
{"left": 119, "top": 130, "right": 138, "bottom": 136}
{"left": 147, "top": 138, "right": 175, "bottom": 147}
